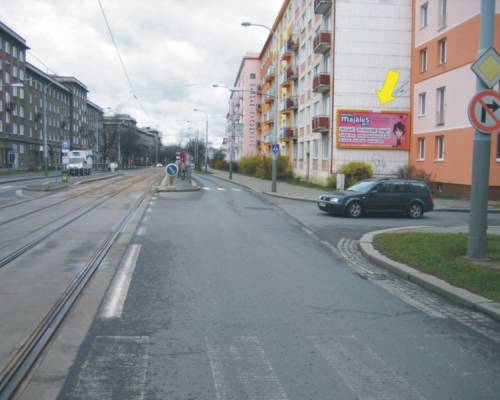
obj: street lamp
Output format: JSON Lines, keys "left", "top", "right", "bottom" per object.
{"left": 193, "top": 108, "right": 209, "bottom": 173}
{"left": 241, "top": 21, "right": 279, "bottom": 192}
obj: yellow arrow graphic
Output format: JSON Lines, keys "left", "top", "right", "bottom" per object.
{"left": 376, "top": 70, "right": 400, "bottom": 105}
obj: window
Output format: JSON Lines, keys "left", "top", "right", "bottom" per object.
{"left": 322, "top": 95, "right": 330, "bottom": 115}
{"left": 293, "top": 142, "right": 298, "bottom": 160}
{"left": 438, "top": 38, "right": 447, "bottom": 65}
{"left": 12, "top": 46, "right": 17, "bottom": 59}
{"left": 5, "top": 113, "right": 10, "bottom": 124}
{"left": 12, "top": 123, "right": 17, "bottom": 134}
{"left": 20, "top": 124, "right": 24, "bottom": 136}
{"left": 418, "top": 138, "right": 425, "bottom": 160}
{"left": 438, "top": 0, "right": 447, "bottom": 29}
{"left": 436, "top": 136, "right": 445, "bottom": 160}
{"left": 419, "top": 48, "right": 428, "bottom": 72}
{"left": 436, "top": 87, "right": 446, "bottom": 125}
{"left": 299, "top": 142, "right": 304, "bottom": 160}
{"left": 420, "top": 2, "right": 428, "bottom": 28}
{"left": 313, "top": 139, "right": 319, "bottom": 159}
{"left": 0, "top": 121, "right": 2, "bottom": 133}
{"left": 322, "top": 134, "right": 329, "bottom": 160}
{"left": 19, "top": 144, "right": 24, "bottom": 154}
{"left": 249, "top": 73, "right": 256, "bottom": 79}
{"left": 416, "top": 92, "right": 426, "bottom": 116}
{"left": 4, "top": 41, "right": 10, "bottom": 55}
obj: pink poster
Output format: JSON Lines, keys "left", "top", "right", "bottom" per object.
{"left": 336, "top": 110, "right": 410, "bottom": 150}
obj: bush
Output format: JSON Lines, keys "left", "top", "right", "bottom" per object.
{"left": 338, "top": 162, "right": 373, "bottom": 188}
{"left": 397, "top": 165, "right": 433, "bottom": 187}
{"left": 210, "top": 159, "right": 227, "bottom": 170}
{"left": 326, "top": 174, "right": 337, "bottom": 189}
{"left": 255, "top": 156, "right": 272, "bottom": 178}
{"left": 239, "top": 156, "right": 260, "bottom": 176}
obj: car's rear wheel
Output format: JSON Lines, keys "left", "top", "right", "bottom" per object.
{"left": 347, "top": 201, "right": 363, "bottom": 218}
{"left": 408, "top": 202, "right": 423, "bottom": 219}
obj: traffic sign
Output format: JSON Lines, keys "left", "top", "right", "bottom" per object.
{"left": 471, "top": 47, "right": 500, "bottom": 89}
{"left": 468, "top": 90, "right": 500, "bottom": 134}
{"left": 272, "top": 144, "right": 280, "bottom": 154}
{"left": 61, "top": 140, "right": 70, "bottom": 150}
{"left": 165, "top": 163, "right": 178, "bottom": 176}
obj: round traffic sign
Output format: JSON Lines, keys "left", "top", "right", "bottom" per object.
{"left": 165, "top": 163, "right": 178, "bottom": 177}
{"left": 467, "top": 90, "right": 500, "bottom": 134}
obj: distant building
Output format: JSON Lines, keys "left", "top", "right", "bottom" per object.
{"left": 86, "top": 100, "right": 104, "bottom": 162}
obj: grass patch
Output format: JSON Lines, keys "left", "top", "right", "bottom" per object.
{"left": 194, "top": 168, "right": 213, "bottom": 175}
{"left": 0, "top": 169, "right": 32, "bottom": 176}
{"left": 280, "top": 177, "right": 332, "bottom": 191}
{"left": 374, "top": 233, "right": 500, "bottom": 302}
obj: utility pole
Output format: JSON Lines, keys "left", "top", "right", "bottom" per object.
{"left": 467, "top": 0, "right": 496, "bottom": 259}
{"left": 205, "top": 117, "right": 209, "bottom": 173}
{"left": 229, "top": 98, "right": 235, "bottom": 180}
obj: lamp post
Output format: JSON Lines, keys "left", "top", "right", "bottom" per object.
{"left": 242, "top": 21, "right": 279, "bottom": 193}
{"left": 193, "top": 108, "right": 209, "bottom": 172}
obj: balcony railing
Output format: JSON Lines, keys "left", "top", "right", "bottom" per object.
{"left": 312, "top": 73, "right": 330, "bottom": 93}
{"left": 312, "top": 115, "right": 330, "bottom": 133}
{"left": 264, "top": 89, "right": 275, "bottom": 103}
{"left": 264, "top": 66, "right": 275, "bottom": 82}
{"left": 280, "top": 127, "right": 297, "bottom": 141}
{"left": 281, "top": 35, "right": 299, "bottom": 60}
{"left": 264, "top": 134, "right": 271, "bottom": 144}
{"left": 314, "top": 0, "right": 332, "bottom": 14}
{"left": 313, "top": 31, "right": 332, "bottom": 53}
{"left": 281, "top": 97, "right": 298, "bottom": 113}
{"left": 263, "top": 111, "right": 274, "bottom": 124}
{"left": 286, "top": 65, "right": 298, "bottom": 81}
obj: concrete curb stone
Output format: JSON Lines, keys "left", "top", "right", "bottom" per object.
{"left": 359, "top": 227, "right": 500, "bottom": 322}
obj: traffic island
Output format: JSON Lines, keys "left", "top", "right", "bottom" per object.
{"left": 156, "top": 175, "right": 200, "bottom": 193}
{"left": 360, "top": 227, "right": 500, "bottom": 322}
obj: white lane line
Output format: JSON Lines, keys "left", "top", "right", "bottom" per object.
{"left": 0, "top": 186, "right": 13, "bottom": 191}
{"left": 311, "top": 335, "right": 426, "bottom": 400}
{"left": 71, "top": 336, "right": 149, "bottom": 400}
{"left": 143, "top": 216, "right": 150, "bottom": 223}
{"left": 232, "top": 188, "right": 243, "bottom": 192}
{"left": 206, "top": 336, "right": 289, "bottom": 400}
{"left": 216, "top": 187, "right": 227, "bottom": 191}
{"left": 101, "top": 244, "right": 141, "bottom": 319}
{"left": 202, "top": 187, "right": 211, "bottom": 191}
{"left": 136, "top": 226, "right": 146, "bottom": 236}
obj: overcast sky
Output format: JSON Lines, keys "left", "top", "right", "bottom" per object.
{"left": 1, "top": 0, "right": 283, "bottom": 146}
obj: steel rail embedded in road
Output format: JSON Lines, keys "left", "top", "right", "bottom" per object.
{"left": 0, "top": 173, "right": 159, "bottom": 400}
{"left": 0, "top": 172, "right": 157, "bottom": 269}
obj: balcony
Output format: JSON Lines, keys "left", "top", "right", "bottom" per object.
{"left": 264, "top": 134, "right": 271, "bottom": 144}
{"left": 312, "top": 115, "right": 330, "bottom": 133}
{"left": 281, "top": 35, "right": 299, "bottom": 60}
{"left": 263, "top": 111, "right": 274, "bottom": 124}
{"left": 281, "top": 65, "right": 298, "bottom": 87}
{"left": 280, "top": 127, "right": 297, "bottom": 141}
{"left": 312, "top": 73, "right": 330, "bottom": 93}
{"left": 264, "top": 89, "right": 275, "bottom": 104}
{"left": 313, "top": 31, "right": 332, "bottom": 53}
{"left": 314, "top": 0, "right": 332, "bottom": 14}
{"left": 264, "top": 66, "right": 275, "bottom": 83}
{"left": 281, "top": 97, "right": 298, "bottom": 113}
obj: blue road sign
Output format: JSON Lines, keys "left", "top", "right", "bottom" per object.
{"left": 272, "top": 144, "right": 280, "bottom": 154}
{"left": 61, "top": 140, "right": 70, "bottom": 150}
{"left": 165, "top": 163, "right": 178, "bottom": 176}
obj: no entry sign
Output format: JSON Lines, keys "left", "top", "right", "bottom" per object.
{"left": 467, "top": 90, "right": 500, "bottom": 134}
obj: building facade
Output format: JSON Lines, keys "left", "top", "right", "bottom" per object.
{"left": 231, "top": 0, "right": 413, "bottom": 184}
{"left": 410, "top": 0, "right": 500, "bottom": 197}
{"left": 86, "top": 100, "right": 104, "bottom": 163}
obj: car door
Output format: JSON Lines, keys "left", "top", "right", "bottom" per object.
{"left": 391, "top": 182, "right": 413, "bottom": 212}
{"left": 363, "top": 182, "right": 392, "bottom": 213}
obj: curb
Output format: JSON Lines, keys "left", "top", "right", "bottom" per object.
{"left": 0, "top": 174, "right": 60, "bottom": 185}
{"left": 156, "top": 176, "right": 201, "bottom": 193}
{"left": 23, "top": 183, "right": 69, "bottom": 192}
{"left": 359, "top": 227, "right": 500, "bottom": 323}
{"left": 263, "top": 191, "right": 317, "bottom": 203}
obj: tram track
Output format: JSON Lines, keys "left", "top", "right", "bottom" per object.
{"left": 0, "top": 170, "right": 160, "bottom": 399}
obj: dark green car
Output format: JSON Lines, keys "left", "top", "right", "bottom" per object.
{"left": 317, "top": 178, "right": 434, "bottom": 218}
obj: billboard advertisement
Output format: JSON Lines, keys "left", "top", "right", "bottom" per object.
{"left": 336, "top": 110, "right": 410, "bottom": 150}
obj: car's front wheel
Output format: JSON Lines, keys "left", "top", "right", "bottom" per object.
{"left": 408, "top": 202, "right": 423, "bottom": 219}
{"left": 346, "top": 201, "right": 363, "bottom": 218}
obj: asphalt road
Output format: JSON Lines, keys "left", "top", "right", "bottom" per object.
{"left": 56, "top": 174, "right": 500, "bottom": 400}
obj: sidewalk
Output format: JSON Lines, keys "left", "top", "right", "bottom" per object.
{"left": 206, "top": 169, "right": 500, "bottom": 212}
{"left": 0, "top": 171, "right": 60, "bottom": 184}
{"left": 360, "top": 226, "right": 500, "bottom": 322}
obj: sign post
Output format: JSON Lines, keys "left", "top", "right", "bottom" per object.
{"left": 467, "top": 0, "right": 496, "bottom": 259}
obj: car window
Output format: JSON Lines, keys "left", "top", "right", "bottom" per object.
{"left": 374, "top": 182, "right": 391, "bottom": 193}
{"left": 411, "top": 183, "right": 428, "bottom": 194}
{"left": 393, "top": 183, "right": 409, "bottom": 193}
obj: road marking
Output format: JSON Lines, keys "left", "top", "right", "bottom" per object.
{"left": 143, "top": 216, "right": 150, "bottom": 223}
{"left": 146, "top": 208, "right": 152, "bottom": 213}
{"left": 70, "top": 336, "right": 149, "bottom": 400}
{"left": 100, "top": 244, "right": 141, "bottom": 319}
{"left": 302, "top": 226, "right": 320, "bottom": 240}
{"left": 206, "top": 336, "right": 289, "bottom": 400}
{"left": 136, "top": 226, "right": 146, "bottom": 236}
{"left": 202, "top": 187, "right": 211, "bottom": 191}
{"left": 216, "top": 187, "right": 227, "bottom": 191}
{"left": 0, "top": 186, "right": 13, "bottom": 191}
{"left": 311, "top": 335, "right": 426, "bottom": 400}
{"left": 232, "top": 188, "right": 243, "bottom": 192}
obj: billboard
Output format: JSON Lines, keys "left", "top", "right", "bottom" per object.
{"left": 336, "top": 110, "right": 410, "bottom": 150}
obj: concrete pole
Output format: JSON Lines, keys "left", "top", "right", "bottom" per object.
{"left": 467, "top": 0, "right": 495, "bottom": 259}
{"left": 271, "top": 33, "right": 279, "bottom": 192}
{"left": 42, "top": 86, "right": 48, "bottom": 176}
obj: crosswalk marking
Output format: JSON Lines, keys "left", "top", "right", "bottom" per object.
{"left": 232, "top": 188, "right": 243, "bottom": 192}
{"left": 216, "top": 187, "right": 227, "bottom": 191}
{"left": 206, "top": 336, "right": 289, "bottom": 400}
{"left": 202, "top": 187, "right": 211, "bottom": 190}
{"left": 311, "top": 335, "right": 426, "bottom": 400}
